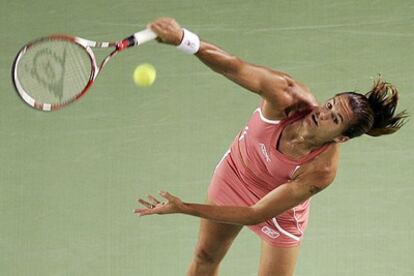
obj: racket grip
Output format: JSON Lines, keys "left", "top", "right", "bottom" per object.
{"left": 133, "top": 29, "right": 157, "bottom": 45}
{"left": 117, "top": 29, "right": 157, "bottom": 51}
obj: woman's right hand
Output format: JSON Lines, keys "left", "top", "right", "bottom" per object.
{"left": 148, "top": 17, "right": 184, "bottom": 46}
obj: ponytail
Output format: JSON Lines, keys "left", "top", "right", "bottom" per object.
{"left": 365, "top": 78, "right": 407, "bottom": 137}
{"left": 339, "top": 77, "right": 407, "bottom": 139}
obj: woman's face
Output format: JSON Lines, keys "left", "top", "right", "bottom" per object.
{"left": 305, "top": 94, "right": 354, "bottom": 143}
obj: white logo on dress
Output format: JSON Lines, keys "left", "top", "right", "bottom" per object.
{"left": 261, "top": 226, "right": 280, "bottom": 239}
{"left": 259, "top": 143, "right": 271, "bottom": 162}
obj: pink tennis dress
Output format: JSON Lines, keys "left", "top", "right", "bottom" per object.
{"left": 208, "top": 107, "right": 330, "bottom": 247}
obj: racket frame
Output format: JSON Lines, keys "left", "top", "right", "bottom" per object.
{"left": 12, "top": 29, "right": 156, "bottom": 111}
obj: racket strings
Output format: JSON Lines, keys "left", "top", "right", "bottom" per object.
{"left": 71, "top": 45, "right": 91, "bottom": 93}
{"left": 15, "top": 40, "right": 92, "bottom": 105}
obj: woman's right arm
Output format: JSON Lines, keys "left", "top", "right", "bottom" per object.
{"left": 149, "top": 18, "right": 315, "bottom": 115}
{"left": 195, "top": 41, "right": 295, "bottom": 104}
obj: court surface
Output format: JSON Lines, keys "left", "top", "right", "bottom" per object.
{"left": 1, "top": 0, "right": 413, "bottom": 275}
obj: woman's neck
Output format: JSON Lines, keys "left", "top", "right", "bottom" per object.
{"left": 278, "top": 119, "right": 326, "bottom": 159}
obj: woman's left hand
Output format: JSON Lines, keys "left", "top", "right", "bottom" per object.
{"left": 134, "top": 191, "right": 184, "bottom": 216}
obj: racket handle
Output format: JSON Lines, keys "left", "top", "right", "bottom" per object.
{"left": 118, "top": 29, "right": 157, "bottom": 50}
{"left": 133, "top": 29, "right": 157, "bottom": 45}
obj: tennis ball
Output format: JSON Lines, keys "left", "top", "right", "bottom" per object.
{"left": 133, "top": 63, "right": 156, "bottom": 87}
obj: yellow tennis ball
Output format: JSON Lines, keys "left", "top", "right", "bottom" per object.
{"left": 133, "top": 63, "right": 156, "bottom": 87}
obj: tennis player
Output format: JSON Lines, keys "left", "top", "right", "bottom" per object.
{"left": 134, "top": 18, "right": 407, "bottom": 276}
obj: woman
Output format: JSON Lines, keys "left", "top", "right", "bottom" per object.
{"left": 134, "top": 18, "right": 407, "bottom": 276}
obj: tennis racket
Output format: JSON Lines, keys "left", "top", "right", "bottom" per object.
{"left": 12, "top": 29, "right": 157, "bottom": 111}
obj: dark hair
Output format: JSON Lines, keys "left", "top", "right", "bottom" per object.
{"left": 338, "top": 78, "right": 408, "bottom": 138}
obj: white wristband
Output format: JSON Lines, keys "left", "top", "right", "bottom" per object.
{"left": 177, "top": 28, "right": 200, "bottom": 54}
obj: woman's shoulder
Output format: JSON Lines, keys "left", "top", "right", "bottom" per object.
{"left": 281, "top": 79, "right": 320, "bottom": 117}
{"left": 292, "top": 144, "right": 340, "bottom": 185}
{"left": 309, "top": 143, "right": 340, "bottom": 176}
{"left": 261, "top": 78, "right": 319, "bottom": 120}
{"left": 288, "top": 80, "right": 319, "bottom": 108}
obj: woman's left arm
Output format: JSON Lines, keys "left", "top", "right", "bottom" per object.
{"left": 135, "top": 162, "right": 335, "bottom": 225}
{"left": 136, "top": 192, "right": 258, "bottom": 225}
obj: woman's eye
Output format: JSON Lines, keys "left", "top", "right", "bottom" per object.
{"left": 327, "top": 102, "right": 333, "bottom": 109}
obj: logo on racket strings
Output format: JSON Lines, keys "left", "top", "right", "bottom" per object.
{"left": 25, "top": 46, "right": 67, "bottom": 100}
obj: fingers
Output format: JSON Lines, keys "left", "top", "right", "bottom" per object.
{"left": 147, "top": 18, "right": 172, "bottom": 33}
{"left": 147, "top": 23, "right": 167, "bottom": 44}
{"left": 135, "top": 191, "right": 176, "bottom": 218}
{"left": 134, "top": 208, "right": 153, "bottom": 216}
{"left": 146, "top": 17, "right": 183, "bottom": 45}
{"left": 138, "top": 193, "right": 162, "bottom": 205}
{"left": 149, "top": 17, "right": 178, "bottom": 27}
{"left": 138, "top": 198, "right": 155, "bottom": 209}
{"left": 159, "top": 191, "right": 173, "bottom": 200}
{"left": 134, "top": 195, "right": 165, "bottom": 217}
{"left": 135, "top": 197, "right": 161, "bottom": 216}
{"left": 147, "top": 194, "right": 160, "bottom": 205}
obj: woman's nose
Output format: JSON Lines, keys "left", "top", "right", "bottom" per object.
{"left": 318, "top": 111, "right": 329, "bottom": 121}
